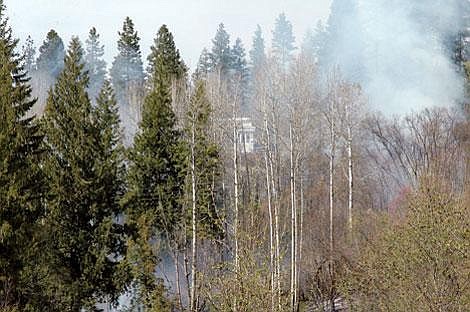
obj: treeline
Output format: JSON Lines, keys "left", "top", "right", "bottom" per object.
{"left": 2, "top": 0, "right": 470, "bottom": 311}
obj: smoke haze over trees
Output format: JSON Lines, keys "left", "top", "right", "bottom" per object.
{"left": 1, "top": 0, "right": 470, "bottom": 311}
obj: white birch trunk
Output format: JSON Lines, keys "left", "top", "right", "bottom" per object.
{"left": 190, "top": 118, "right": 198, "bottom": 312}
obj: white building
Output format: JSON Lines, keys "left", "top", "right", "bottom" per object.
{"left": 236, "top": 117, "right": 256, "bottom": 153}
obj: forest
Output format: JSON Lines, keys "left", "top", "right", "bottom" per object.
{"left": 1, "top": 0, "right": 469, "bottom": 311}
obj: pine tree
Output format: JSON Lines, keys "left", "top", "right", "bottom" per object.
{"left": 36, "top": 29, "right": 65, "bottom": 79}
{"left": 322, "top": 0, "right": 365, "bottom": 80}
{"left": 0, "top": 0, "right": 45, "bottom": 308}
{"left": 231, "top": 38, "right": 249, "bottom": 81}
{"left": 21, "top": 35, "right": 36, "bottom": 73}
{"left": 193, "top": 48, "right": 211, "bottom": 80}
{"left": 186, "top": 80, "right": 222, "bottom": 311}
{"left": 186, "top": 80, "right": 223, "bottom": 239}
{"left": 147, "top": 24, "right": 186, "bottom": 85}
{"left": 42, "top": 37, "right": 128, "bottom": 311}
{"left": 110, "top": 17, "right": 145, "bottom": 108}
{"left": 272, "top": 13, "right": 296, "bottom": 68}
{"left": 85, "top": 27, "right": 107, "bottom": 101}
{"left": 311, "top": 20, "right": 327, "bottom": 59}
{"left": 123, "top": 39, "right": 185, "bottom": 309}
{"left": 230, "top": 38, "right": 249, "bottom": 109}
{"left": 301, "top": 28, "right": 316, "bottom": 57}
{"left": 209, "top": 23, "right": 232, "bottom": 77}
{"left": 249, "top": 25, "right": 266, "bottom": 73}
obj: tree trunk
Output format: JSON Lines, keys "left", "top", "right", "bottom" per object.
{"left": 289, "top": 123, "right": 298, "bottom": 312}
{"left": 190, "top": 121, "right": 198, "bottom": 312}
{"left": 346, "top": 105, "right": 354, "bottom": 241}
{"left": 233, "top": 113, "right": 240, "bottom": 273}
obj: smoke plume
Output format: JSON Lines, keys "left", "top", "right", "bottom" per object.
{"left": 325, "top": 0, "right": 467, "bottom": 114}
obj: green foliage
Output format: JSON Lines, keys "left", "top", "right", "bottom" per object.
{"left": 42, "top": 37, "right": 128, "bottom": 311}
{"left": 186, "top": 80, "right": 224, "bottom": 240}
{"left": 209, "top": 23, "right": 232, "bottom": 76}
{"left": 36, "top": 29, "right": 65, "bottom": 79}
{"left": 249, "top": 25, "right": 266, "bottom": 71}
{"left": 203, "top": 232, "right": 275, "bottom": 312}
{"left": 343, "top": 182, "right": 470, "bottom": 311}
{"left": 0, "top": 0, "right": 45, "bottom": 308}
{"left": 85, "top": 27, "right": 107, "bottom": 101}
{"left": 147, "top": 24, "right": 186, "bottom": 85}
{"left": 110, "top": 17, "right": 145, "bottom": 105}
{"left": 272, "top": 13, "right": 296, "bottom": 68}
{"left": 194, "top": 48, "right": 211, "bottom": 80}
{"left": 21, "top": 35, "right": 36, "bottom": 73}
{"left": 123, "top": 31, "right": 185, "bottom": 307}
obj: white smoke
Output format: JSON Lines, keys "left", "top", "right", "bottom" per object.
{"left": 327, "top": 0, "right": 466, "bottom": 114}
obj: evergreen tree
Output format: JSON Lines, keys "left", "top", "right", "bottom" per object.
{"left": 110, "top": 17, "right": 145, "bottom": 107}
{"left": 123, "top": 38, "right": 185, "bottom": 309}
{"left": 311, "top": 20, "right": 327, "bottom": 59}
{"left": 147, "top": 24, "right": 186, "bottom": 85}
{"left": 272, "top": 13, "right": 296, "bottom": 68}
{"left": 42, "top": 37, "right": 128, "bottom": 311}
{"left": 301, "top": 28, "right": 316, "bottom": 57}
{"left": 186, "top": 80, "right": 223, "bottom": 239}
{"left": 21, "top": 35, "right": 36, "bottom": 73}
{"left": 231, "top": 38, "right": 249, "bottom": 81}
{"left": 209, "top": 23, "right": 232, "bottom": 77}
{"left": 85, "top": 27, "right": 107, "bottom": 101}
{"left": 230, "top": 38, "right": 249, "bottom": 109}
{"left": 193, "top": 48, "right": 211, "bottom": 80}
{"left": 322, "top": 0, "right": 366, "bottom": 81}
{"left": 0, "top": 1, "right": 45, "bottom": 308}
{"left": 249, "top": 25, "right": 266, "bottom": 72}
{"left": 36, "top": 29, "right": 65, "bottom": 79}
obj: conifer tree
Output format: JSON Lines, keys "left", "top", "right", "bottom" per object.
{"left": 110, "top": 17, "right": 145, "bottom": 108}
{"left": 0, "top": 1, "right": 45, "bottom": 308}
{"left": 42, "top": 37, "right": 128, "bottom": 311}
{"left": 147, "top": 24, "right": 186, "bottom": 85}
{"left": 36, "top": 29, "right": 65, "bottom": 79}
{"left": 194, "top": 48, "right": 211, "bottom": 80}
{"left": 311, "top": 20, "right": 327, "bottom": 59}
{"left": 209, "top": 23, "right": 232, "bottom": 77}
{"left": 249, "top": 25, "right": 266, "bottom": 73}
{"left": 85, "top": 27, "right": 107, "bottom": 101}
{"left": 186, "top": 80, "right": 223, "bottom": 240}
{"left": 301, "top": 28, "right": 316, "bottom": 57}
{"left": 22, "top": 35, "right": 36, "bottom": 73}
{"left": 231, "top": 38, "right": 249, "bottom": 108}
{"left": 186, "top": 80, "right": 222, "bottom": 311}
{"left": 33, "top": 29, "right": 65, "bottom": 112}
{"left": 272, "top": 13, "right": 296, "bottom": 68}
{"left": 123, "top": 35, "right": 185, "bottom": 309}
{"left": 231, "top": 38, "right": 249, "bottom": 81}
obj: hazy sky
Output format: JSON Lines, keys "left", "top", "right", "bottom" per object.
{"left": 8, "top": 0, "right": 331, "bottom": 69}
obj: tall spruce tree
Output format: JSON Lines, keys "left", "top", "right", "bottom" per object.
{"left": 249, "top": 25, "right": 266, "bottom": 73}
{"left": 33, "top": 29, "right": 65, "bottom": 113}
{"left": 36, "top": 29, "right": 65, "bottom": 79}
{"left": 110, "top": 17, "right": 145, "bottom": 107}
{"left": 85, "top": 27, "right": 107, "bottom": 101}
{"left": 301, "top": 28, "right": 316, "bottom": 57}
{"left": 194, "top": 48, "right": 211, "bottom": 80}
{"left": 186, "top": 80, "right": 223, "bottom": 239}
{"left": 0, "top": 1, "right": 45, "bottom": 308}
{"left": 21, "top": 35, "right": 36, "bottom": 74}
{"left": 123, "top": 32, "right": 185, "bottom": 309}
{"left": 42, "top": 37, "right": 128, "bottom": 311}
{"left": 231, "top": 38, "right": 249, "bottom": 109}
{"left": 272, "top": 13, "right": 296, "bottom": 68}
{"left": 147, "top": 24, "right": 186, "bottom": 85}
{"left": 186, "top": 80, "right": 222, "bottom": 311}
{"left": 209, "top": 23, "right": 232, "bottom": 77}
